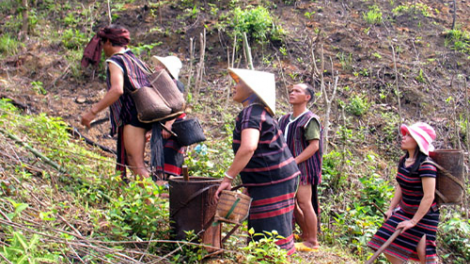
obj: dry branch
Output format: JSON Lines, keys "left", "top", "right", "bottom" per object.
{"left": 318, "top": 45, "right": 338, "bottom": 154}
{"left": 242, "top": 33, "right": 254, "bottom": 70}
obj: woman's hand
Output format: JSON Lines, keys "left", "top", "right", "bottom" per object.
{"left": 145, "top": 131, "right": 152, "bottom": 142}
{"left": 384, "top": 209, "right": 393, "bottom": 220}
{"left": 396, "top": 219, "right": 416, "bottom": 233}
{"left": 80, "top": 110, "right": 96, "bottom": 129}
{"left": 161, "top": 123, "right": 172, "bottom": 139}
{"left": 213, "top": 178, "right": 232, "bottom": 202}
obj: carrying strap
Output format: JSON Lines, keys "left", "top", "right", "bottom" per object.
{"left": 422, "top": 159, "right": 466, "bottom": 204}
{"left": 119, "top": 52, "right": 153, "bottom": 75}
{"left": 114, "top": 52, "right": 156, "bottom": 92}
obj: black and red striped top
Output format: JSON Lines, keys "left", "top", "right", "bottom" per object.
{"left": 233, "top": 104, "right": 300, "bottom": 186}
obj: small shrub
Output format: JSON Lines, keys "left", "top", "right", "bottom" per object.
{"left": 363, "top": 5, "right": 382, "bottom": 25}
{"left": 229, "top": 6, "right": 285, "bottom": 44}
{"left": 346, "top": 95, "right": 370, "bottom": 116}
{"left": 1, "top": 232, "right": 59, "bottom": 263}
{"left": 0, "top": 34, "right": 21, "bottom": 56}
{"left": 445, "top": 29, "right": 470, "bottom": 54}
{"left": 61, "top": 28, "right": 87, "bottom": 50}
{"left": 31, "top": 81, "right": 47, "bottom": 95}
{"left": 337, "top": 52, "right": 353, "bottom": 71}
{"left": 415, "top": 69, "right": 426, "bottom": 83}
{"left": 392, "top": 3, "right": 432, "bottom": 17}
{"left": 107, "top": 178, "right": 170, "bottom": 239}
{"left": 439, "top": 216, "right": 470, "bottom": 263}
{"left": 239, "top": 229, "right": 294, "bottom": 264}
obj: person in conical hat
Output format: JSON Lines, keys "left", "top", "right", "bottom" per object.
{"left": 214, "top": 68, "right": 300, "bottom": 256}
{"left": 150, "top": 55, "right": 186, "bottom": 181}
{"left": 368, "top": 122, "right": 439, "bottom": 264}
{"left": 152, "top": 55, "right": 183, "bottom": 81}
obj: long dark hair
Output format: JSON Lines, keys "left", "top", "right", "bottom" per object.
{"left": 399, "top": 146, "right": 428, "bottom": 174}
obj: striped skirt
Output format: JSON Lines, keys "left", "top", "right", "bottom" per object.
{"left": 368, "top": 208, "right": 439, "bottom": 263}
{"left": 163, "top": 137, "right": 185, "bottom": 176}
{"left": 247, "top": 176, "right": 298, "bottom": 256}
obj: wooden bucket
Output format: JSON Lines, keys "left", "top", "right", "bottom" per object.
{"left": 215, "top": 190, "right": 252, "bottom": 224}
{"left": 429, "top": 150, "right": 465, "bottom": 205}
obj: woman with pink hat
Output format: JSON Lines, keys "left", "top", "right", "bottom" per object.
{"left": 368, "top": 122, "right": 439, "bottom": 264}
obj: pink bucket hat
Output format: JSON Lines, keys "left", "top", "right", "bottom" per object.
{"left": 400, "top": 122, "right": 436, "bottom": 155}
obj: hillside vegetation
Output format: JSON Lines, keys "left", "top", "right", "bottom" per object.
{"left": 0, "top": 0, "right": 469, "bottom": 263}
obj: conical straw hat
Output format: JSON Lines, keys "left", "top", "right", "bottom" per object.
{"left": 228, "top": 68, "right": 276, "bottom": 114}
{"left": 152, "top": 55, "right": 182, "bottom": 80}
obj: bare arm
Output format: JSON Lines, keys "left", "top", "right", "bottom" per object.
{"left": 214, "top": 128, "right": 259, "bottom": 199}
{"left": 294, "top": 139, "right": 319, "bottom": 164}
{"left": 397, "top": 177, "right": 436, "bottom": 232}
{"left": 80, "top": 62, "right": 124, "bottom": 128}
{"left": 385, "top": 184, "right": 402, "bottom": 220}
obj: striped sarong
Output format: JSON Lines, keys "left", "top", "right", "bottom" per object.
{"left": 248, "top": 176, "right": 298, "bottom": 255}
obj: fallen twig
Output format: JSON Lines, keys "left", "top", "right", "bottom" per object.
{"left": 68, "top": 126, "right": 116, "bottom": 155}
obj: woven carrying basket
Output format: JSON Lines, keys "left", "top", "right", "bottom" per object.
{"left": 428, "top": 150, "right": 465, "bottom": 205}
{"left": 147, "top": 69, "right": 185, "bottom": 114}
{"left": 215, "top": 190, "right": 252, "bottom": 224}
{"left": 131, "top": 85, "right": 172, "bottom": 122}
{"left": 171, "top": 118, "right": 206, "bottom": 146}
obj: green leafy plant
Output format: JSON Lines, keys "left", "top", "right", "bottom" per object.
{"left": 337, "top": 52, "right": 353, "bottom": 71}
{"left": 392, "top": 3, "right": 432, "bottom": 17}
{"left": 61, "top": 28, "right": 87, "bottom": 50}
{"left": 444, "top": 29, "right": 470, "bottom": 54}
{"left": 363, "top": 5, "right": 382, "bottom": 25}
{"left": 346, "top": 95, "right": 370, "bottom": 116}
{"left": 107, "top": 178, "right": 170, "bottom": 239}
{"left": 439, "top": 216, "right": 470, "bottom": 263}
{"left": 415, "top": 69, "right": 426, "bottom": 83}
{"left": 0, "top": 34, "right": 21, "bottom": 56}
{"left": 239, "top": 228, "right": 293, "bottom": 264}
{"left": 229, "top": 6, "right": 285, "bottom": 44}
{"left": 1, "top": 232, "right": 59, "bottom": 263}
{"left": 169, "top": 230, "right": 207, "bottom": 263}
{"left": 129, "top": 42, "right": 162, "bottom": 57}
{"left": 321, "top": 150, "right": 343, "bottom": 190}
{"left": 31, "top": 81, "right": 47, "bottom": 95}
{"left": 5, "top": 198, "right": 29, "bottom": 220}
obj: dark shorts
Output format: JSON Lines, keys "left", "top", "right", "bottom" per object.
{"left": 125, "top": 107, "right": 152, "bottom": 130}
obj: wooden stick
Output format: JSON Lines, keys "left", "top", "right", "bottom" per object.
{"left": 182, "top": 165, "right": 189, "bottom": 181}
{"left": 242, "top": 32, "right": 254, "bottom": 70}
{"left": 365, "top": 228, "right": 402, "bottom": 264}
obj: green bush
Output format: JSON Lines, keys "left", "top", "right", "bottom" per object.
{"left": 229, "top": 5, "right": 285, "bottom": 44}
{"left": 346, "top": 95, "right": 370, "bottom": 116}
{"left": 61, "top": 28, "right": 87, "bottom": 50}
{"left": 363, "top": 5, "right": 382, "bottom": 25}
{"left": 392, "top": 3, "right": 432, "bottom": 17}
{"left": 107, "top": 178, "right": 170, "bottom": 239}
{"left": 445, "top": 29, "right": 470, "bottom": 54}
{"left": 1, "top": 232, "right": 59, "bottom": 263}
{"left": 0, "top": 34, "right": 21, "bottom": 56}
{"left": 240, "top": 229, "right": 294, "bottom": 264}
{"left": 439, "top": 216, "right": 470, "bottom": 263}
